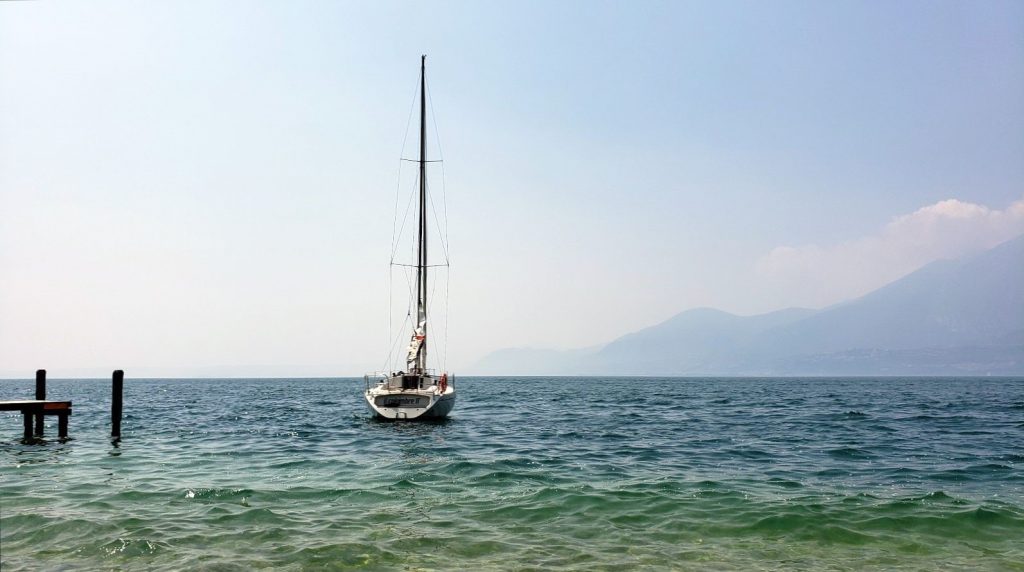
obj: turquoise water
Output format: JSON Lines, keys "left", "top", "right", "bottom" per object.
{"left": 2, "top": 377, "right": 1023, "bottom": 570}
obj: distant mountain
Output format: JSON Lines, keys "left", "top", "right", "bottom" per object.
{"left": 474, "top": 234, "right": 1024, "bottom": 375}
{"left": 596, "top": 307, "right": 818, "bottom": 374}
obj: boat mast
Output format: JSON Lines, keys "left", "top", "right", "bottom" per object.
{"left": 414, "top": 55, "right": 428, "bottom": 372}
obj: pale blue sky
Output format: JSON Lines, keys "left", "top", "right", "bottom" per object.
{"left": 1, "top": 1, "right": 1022, "bottom": 376}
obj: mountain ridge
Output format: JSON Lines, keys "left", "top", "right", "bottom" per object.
{"left": 474, "top": 234, "right": 1024, "bottom": 375}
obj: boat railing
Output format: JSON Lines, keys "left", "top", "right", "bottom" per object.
{"left": 363, "top": 370, "right": 453, "bottom": 391}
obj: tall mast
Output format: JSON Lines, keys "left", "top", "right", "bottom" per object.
{"left": 415, "top": 55, "right": 428, "bottom": 371}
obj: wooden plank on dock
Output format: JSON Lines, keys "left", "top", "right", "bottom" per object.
{"left": 1, "top": 400, "right": 73, "bottom": 440}
{"left": 0, "top": 400, "right": 72, "bottom": 412}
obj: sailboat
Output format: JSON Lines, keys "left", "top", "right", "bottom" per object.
{"left": 364, "top": 56, "right": 456, "bottom": 420}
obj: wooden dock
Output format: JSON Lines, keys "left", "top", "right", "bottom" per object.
{"left": 4, "top": 369, "right": 124, "bottom": 442}
{"left": 0, "top": 400, "right": 72, "bottom": 440}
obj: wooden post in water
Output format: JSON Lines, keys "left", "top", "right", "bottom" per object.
{"left": 23, "top": 410, "right": 33, "bottom": 440}
{"left": 35, "top": 369, "right": 46, "bottom": 435}
{"left": 111, "top": 370, "right": 123, "bottom": 438}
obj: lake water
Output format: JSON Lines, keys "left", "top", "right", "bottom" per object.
{"left": 2, "top": 377, "right": 1023, "bottom": 570}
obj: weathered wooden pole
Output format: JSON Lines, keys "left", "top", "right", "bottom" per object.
{"left": 58, "top": 412, "right": 69, "bottom": 439}
{"left": 111, "top": 370, "right": 124, "bottom": 438}
{"left": 23, "top": 410, "right": 33, "bottom": 441}
{"left": 35, "top": 369, "right": 46, "bottom": 435}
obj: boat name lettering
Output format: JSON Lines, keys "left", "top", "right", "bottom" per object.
{"left": 379, "top": 396, "right": 427, "bottom": 408}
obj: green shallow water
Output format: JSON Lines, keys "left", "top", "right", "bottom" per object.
{"left": 2, "top": 377, "right": 1023, "bottom": 570}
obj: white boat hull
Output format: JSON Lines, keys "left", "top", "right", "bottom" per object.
{"left": 364, "top": 385, "right": 456, "bottom": 420}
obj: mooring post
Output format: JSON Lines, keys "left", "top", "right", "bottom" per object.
{"left": 112, "top": 369, "right": 124, "bottom": 438}
{"left": 35, "top": 369, "right": 46, "bottom": 435}
{"left": 23, "top": 411, "right": 33, "bottom": 441}
{"left": 58, "top": 413, "right": 69, "bottom": 439}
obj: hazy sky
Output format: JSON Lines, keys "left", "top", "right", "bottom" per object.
{"left": 2, "top": 1, "right": 1022, "bottom": 377}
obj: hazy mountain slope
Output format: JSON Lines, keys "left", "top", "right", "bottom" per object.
{"left": 766, "top": 345, "right": 1024, "bottom": 376}
{"left": 754, "top": 233, "right": 1024, "bottom": 359}
{"left": 473, "top": 235, "right": 1024, "bottom": 375}
{"left": 595, "top": 307, "right": 817, "bottom": 374}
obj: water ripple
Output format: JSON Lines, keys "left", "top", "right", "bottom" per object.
{"left": 1, "top": 376, "right": 1023, "bottom": 570}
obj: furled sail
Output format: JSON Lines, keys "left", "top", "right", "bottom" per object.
{"left": 406, "top": 322, "right": 426, "bottom": 368}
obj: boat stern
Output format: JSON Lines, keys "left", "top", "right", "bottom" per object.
{"left": 364, "top": 373, "right": 455, "bottom": 420}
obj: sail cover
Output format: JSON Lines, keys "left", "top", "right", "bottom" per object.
{"left": 406, "top": 322, "right": 426, "bottom": 368}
